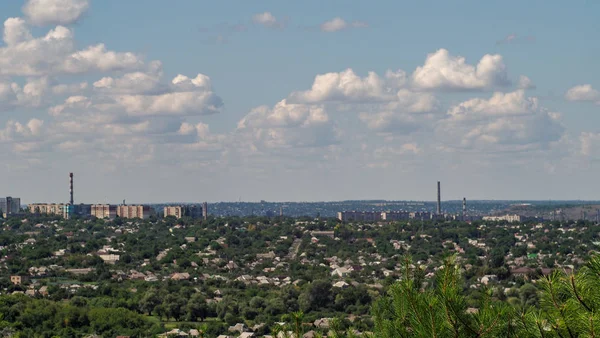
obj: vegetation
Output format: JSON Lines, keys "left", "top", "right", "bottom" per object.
{"left": 1, "top": 213, "right": 600, "bottom": 336}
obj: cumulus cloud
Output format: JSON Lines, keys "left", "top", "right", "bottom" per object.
{"left": 288, "top": 68, "right": 406, "bottom": 103}
{"left": 0, "top": 118, "right": 45, "bottom": 154}
{"left": 565, "top": 84, "right": 600, "bottom": 103}
{"left": 23, "top": 0, "right": 89, "bottom": 26}
{"left": 580, "top": 132, "right": 600, "bottom": 158}
{"left": 320, "top": 17, "right": 368, "bottom": 32}
{"left": 113, "top": 73, "right": 223, "bottom": 117}
{"left": 518, "top": 75, "right": 535, "bottom": 90}
{"left": 438, "top": 90, "right": 564, "bottom": 151}
{"left": 94, "top": 72, "right": 163, "bottom": 95}
{"left": 0, "top": 19, "right": 144, "bottom": 76}
{"left": 412, "top": 49, "right": 510, "bottom": 90}
{"left": 252, "top": 12, "right": 286, "bottom": 29}
{"left": 359, "top": 90, "right": 439, "bottom": 134}
{"left": 236, "top": 99, "right": 338, "bottom": 149}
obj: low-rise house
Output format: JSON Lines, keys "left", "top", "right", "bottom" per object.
{"left": 170, "top": 272, "right": 190, "bottom": 281}
{"left": 10, "top": 275, "right": 28, "bottom": 285}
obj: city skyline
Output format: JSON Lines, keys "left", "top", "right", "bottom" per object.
{"left": 1, "top": 0, "right": 600, "bottom": 203}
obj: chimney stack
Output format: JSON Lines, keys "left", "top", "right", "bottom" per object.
{"left": 436, "top": 181, "right": 441, "bottom": 215}
{"left": 202, "top": 202, "right": 208, "bottom": 220}
{"left": 463, "top": 198, "right": 467, "bottom": 220}
{"left": 69, "top": 172, "right": 74, "bottom": 205}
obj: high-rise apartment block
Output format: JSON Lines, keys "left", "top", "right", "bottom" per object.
{"left": 29, "top": 203, "right": 66, "bottom": 215}
{"left": 164, "top": 205, "right": 202, "bottom": 219}
{"left": 116, "top": 205, "right": 154, "bottom": 219}
{"left": 91, "top": 204, "right": 117, "bottom": 219}
{"left": 0, "top": 197, "right": 20, "bottom": 217}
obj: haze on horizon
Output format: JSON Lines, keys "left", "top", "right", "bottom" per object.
{"left": 1, "top": 0, "right": 599, "bottom": 204}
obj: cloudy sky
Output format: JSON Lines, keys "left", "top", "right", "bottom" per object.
{"left": 1, "top": 0, "right": 599, "bottom": 204}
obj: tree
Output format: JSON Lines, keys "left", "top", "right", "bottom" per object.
{"left": 139, "top": 289, "right": 160, "bottom": 315}
{"left": 187, "top": 293, "right": 209, "bottom": 322}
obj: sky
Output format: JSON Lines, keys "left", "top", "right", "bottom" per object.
{"left": 1, "top": 0, "right": 600, "bottom": 204}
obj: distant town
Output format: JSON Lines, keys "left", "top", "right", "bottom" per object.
{"left": 3, "top": 173, "right": 600, "bottom": 223}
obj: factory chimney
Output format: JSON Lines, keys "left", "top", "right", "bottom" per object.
{"left": 462, "top": 198, "right": 467, "bottom": 220}
{"left": 69, "top": 172, "right": 74, "bottom": 205}
{"left": 202, "top": 202, "right": 208, "bottom": 220}
{"left": 436, "top": 181, "right": 441, "bottom": 215}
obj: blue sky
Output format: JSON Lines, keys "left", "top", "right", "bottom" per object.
{"left": 1, "top": 0, "right": 599, "bottom": 204}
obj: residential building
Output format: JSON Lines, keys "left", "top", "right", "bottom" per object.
{"left": 483, "top": 214, "right": 531, "bottom": 222}
{"left": 164, "top": 205, "right": 202, "bottom": 219}
{"left": 337, "top": 211, "right": 382, "bottom": 222}
{"left": 116, "top": 205, "right": 154, "bottom": 219}
{"left": 28, "top": 203, "right": 66, "bottom": 216}
{"left": 381, "top": 211, "right": 410, "bottom": 221}
{"left": 0, "top": 197, "right": 20, "bottom": 217}
{"left": 10, "top": 275, "right": 28, "bottom": 285}
{"left": 92, "top": 204, "right": 117, "bottom": 219}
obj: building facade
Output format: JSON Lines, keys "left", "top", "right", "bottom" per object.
{"left": 164, "top": 206, "right": 184, "bottom": 218}
{"left": 116, "top": 205, "right": 154, "bottom": 219}
{"left": 91, "top": 204, "right": 117, "bottom": 219}
{"left": 482, "top": 214, "right": 530, "bottom": 222}
{"left": 337, "top": 211, "right": 383, "bottom": 222}
{"left": 0, "top": 197, "right": 20, "bottom": 217}
{"left": 381, "top": 211, "right": 410, "bottom": 221}
{"left": 28, "top": 203, "right": 66, "bottom": 215}
{"left": 164, "top": 205, "right": 202, "bottom": 219}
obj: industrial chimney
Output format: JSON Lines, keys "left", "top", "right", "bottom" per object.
{"left": 202, "top": 202, "right": 208, "bottom": 220}
{"left": 69, "top": 172, "right": 74, "bottom": 205}
{"left": 463, "top": 197, "right": 467, "bottom": 220}
{"left": 436, "top": 181, "right": 441, "bottom": 215}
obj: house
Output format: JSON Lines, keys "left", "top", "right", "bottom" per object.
{"left": 314, "top": 318, "right": 331, "bottom": 329}
{"left": 331, "top": 267, "right": 352, "bottom": 277}
{"left": 228, "top": 323, "right": 247, "bottom": 334}
{"left": 170, "top": 272, "right": 190, "bottom": 281}
{"left": 239, "top": 333, "right": 255, "bottom": 338}
{"left": 332, "top": 281, "right": 350, "bottom": 288}
{"left": 38, "top": 286, "right": 49, "bottom": 297}
{"left": 10, "top": 275, "right": 28, "bottom": 285}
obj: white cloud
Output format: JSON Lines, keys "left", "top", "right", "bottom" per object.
{"left": 412, "top": 49, "right": 510, "bottom": 90}
{"left": 518, "top": 75, "right": 535, "bottom": 90}
{"left": 438, "top": 90, "right": 564, "bottom": 151}
{"left": 0, "top": 118, "right": 44, "bottom": 144}
{"left": 62, "top": 43, "right": 144, "bottom": 74}
{"left": 252, "top": 12, "right": 285, "bottom": 29}
{"left": 3, "top": 17, "right": 32, "bottom": 45}
{"left": 0, "top": 19, "right": 145, "bottom": 77}
{"left": 580, "top": 132, "right": 600, "bottom": 158}
{"left": 236, "top": 99, "right": 338, "bottom": 149}
{"left": 359, "top": 90, "right": 438, "bottom": 133}
{"left": 320, "top": 17, "right": 368, "bottom": 32}
{"left": 114, "top": 74, "right": 223, "bottom": 117}
{"left": 94, "top": 72, "right": 162, "bottom": 95}
{"left": 23, "top": 0, "right": 89, "bottom": 26}
{"left": 288, "top": 68, "right": 406, "bottom": 103}
{"left": 49, "top": 95, "right": 91, "bottom": 116}
{"left": 565, "top": 84, "right": 600, "bottom": 103}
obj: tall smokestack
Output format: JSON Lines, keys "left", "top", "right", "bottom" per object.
{"left": 69, "top": 172, "right": 74, "bottom": 205}
{"left": 463, "top": 198, "right": 467, "bottom": 220}
{"left": 437, "top": 181, "right": 441, "bottom": 215}
{"left": 202, "top": 202, "right": 208, "bottom": 220}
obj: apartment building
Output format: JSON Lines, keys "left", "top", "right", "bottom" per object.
{"left": 28, "top": 203, "right": 66, "bottom": 215}
{"left": 91, "top": 204, "right": 117, "bottom": 219}
{"left": 116, "top": 205, "right": 154, "bottom": 219}
{"left": 164, "top": 205, "right": 202, "bottom": 219}
{"left": 0, "top": 197, "right": 20, "bottom": 217}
